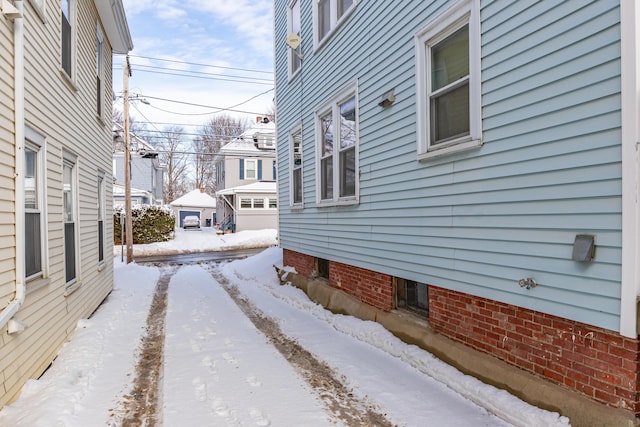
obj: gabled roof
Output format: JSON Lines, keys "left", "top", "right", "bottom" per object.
{"left": 94, "top": 0, "right": 133, "bottom": 54}
{"left": 217, "top": 119, "right": 276, "bottom": 158}
{"left": 216, "top": 181, "right": 277, "bottom": 196}
{"left": 170, "top": 189, "right": 217, "bottom": 208}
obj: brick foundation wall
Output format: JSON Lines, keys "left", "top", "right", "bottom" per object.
{"left": 329, "top": 261, "right": 394, "bottom": 312}
{"left": 282, "top": 249, "right": 640, "bottom": 416}
{"left": 283, "top": 249, "right": 316, "bottom": 277}
{"left": 429, "top": 285, "right": 640, "bottom": 414}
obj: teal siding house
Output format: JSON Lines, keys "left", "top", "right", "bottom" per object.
{"left": 275, "top": 0, "right": 640, "bottom": 424}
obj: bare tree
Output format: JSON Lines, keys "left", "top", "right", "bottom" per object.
{"left": 157, "top": 126, "right": 189, "bottom": 203}
{"left": 192, "top": 114, "right": 247, "bottom": 194}
{"left": 265, "top": 101, "right": 276, "bottom": 123}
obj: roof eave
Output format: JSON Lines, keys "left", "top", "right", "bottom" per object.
{"left": 95, "top": 0, "right": 133, "bottom": 54}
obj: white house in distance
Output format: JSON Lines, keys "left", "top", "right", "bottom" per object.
{"left": 169, "top": 188, "right": 217, "bottom": 228}
{"left": 214, "top": 117, "right": 278, "bottom": 232}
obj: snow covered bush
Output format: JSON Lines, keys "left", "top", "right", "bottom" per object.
{"left": 114, "top": 204, "right": 175, "bottom": 244}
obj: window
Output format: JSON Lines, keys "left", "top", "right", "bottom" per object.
{"left": 316, "top": 82, "right": 358, "bottom": 204}
{"left": 269, "top": 198, "right": 278, "bottom": 208}
{"left": 415, "top": 0, "right": 481, "bottom": 159}
{"left": 288, "top": 0, "right": 302, "bottom": 77}
{"left": 240, "top": 159, "right": 262, "bottom": 180}
{"left": 246, "top": 160, "right": 256, "bottom": 179}
{"left": 25, "top": 143, "right": 43, "bottom": 280}
{"left": 396, "top": 278, "right": 429, "bottom": 316}
{"left": 97, "top": 172, "right": 105, "bottom": 263}
{"left": 290, "top": 125, "right": 303, "bottom": 205}
{"left": 316, "top": 258, "right": 329, "bottom": 280}
{"left": 96, "top": 23, "right": 104, "bottom": 117}
{"left": 63, "top": 154, "right": 77, "bottom": 285}
{"left": 240, "top": 198, "right": 269, "bottom": 209}
{"left": 314, "top": 0, "right": 356, "bottom": 47}
{"left": 61, "top": 0, "right": 74, "bottom": 78}
{"left": 272, "top": 160, "right": 277, "bottom": 180}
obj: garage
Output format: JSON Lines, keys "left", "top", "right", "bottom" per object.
{"left": 178, "top": 210, "right": 200, "bottom": 228}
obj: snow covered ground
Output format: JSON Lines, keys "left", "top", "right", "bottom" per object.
{"left": 0, "top": 228, "right": 571, "bottom": 426}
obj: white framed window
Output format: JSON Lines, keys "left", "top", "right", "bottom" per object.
{"left": 415, "top": 0, "right": 481, "bottom": 160}
{"left": 288, "top": 0, "right": 302, "bottom": 78}
{"left": 61, "top": 0, "right": 76, "bottom": 79}
{"left": 313, "top": 0, "right": 356, "bottom": 49}
{"left": 96, "top": 23, "right": 105, "bottom": 118}
{"left": 245, "top": 159, "right": 257, "bottom": 179}
{"left": 63, "top": 151, "right": 78, "bottom": 286}
{"left": 315, "top": 81, "right": 358, "bottom": 205}
{"left": 290, "top": 124, "right": 303, "bottom": 206}
{"left": 25, "top": 128, "right": 48, "bottom": 281}
{"left": 240, "top": 197, "right": 269, "bottom": 209}
{"left": 240, "top": 159, "right": 262, "bottom": 180}
{"left": 97, "top": 171, "right": 105, "bottom": 264}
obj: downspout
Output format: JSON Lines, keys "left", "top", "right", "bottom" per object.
{"left": 0, "top": 0, "right": 26, "bottom": 333}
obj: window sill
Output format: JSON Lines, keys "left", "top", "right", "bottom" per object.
{"left": 290, "top": 203, "right": 304, "bottom": 210}
{"left": 26, "top": 276, "right": 51, "bottom": 295}
{"left": 288, "top": 68, "right": 301, "bottom": 83}
{"left": 316, "top": 198, "right": 358, "bottom": 208}
{"left": 417, "top": 137, "right": 482, "bottom": 161}
{"left": 60, "top": 69, "right": 78, "bottom": 92}
{"left": 64, "top": 280, "right": 82, "bottom": 297}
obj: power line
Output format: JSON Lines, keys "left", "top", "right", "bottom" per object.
{"left": 141, "top": 93, "right": 273, "bottom": 116}
{"left": 114, "top": 66, "right": 273, "bottom": 85}
{"left": 128, "top": 54, "right": 273, "bottom": 75}
{"left": 129, "top": 63, "right": 273, "bottom": 83}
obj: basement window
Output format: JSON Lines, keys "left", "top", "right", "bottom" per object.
{"left": 395, "top": 278, "right": 429, "bottom": 316}
{"left": 316, "top": 258, "right": 329, "bottom": 280}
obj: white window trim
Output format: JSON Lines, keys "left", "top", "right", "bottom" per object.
{"left": 289, "top": 122, "right": 303, "bottom": 207}
{"left": 62, "top": 150, "right": 79, "bottom": 288}
{"left": 61, "top": 0, "right": 77, "bottom": 86}
{"left": 287, "top": 0, "right": 302, "bottom": 80}
{"left": 245, "top": 159, "right": 257, "bottom": 179}
{"left": 96, "top": 22, "right": 105, "bottom": 120}
{"left": 313, "top": 0, "right": 357, "bottom": 51}
{"left": 415, "top": 0, "right": 482, "bottom": 160}
{"left": 315, "top": 80, "right": 359, "bottom": 206}
{"left": 24, "top": 126, "right": 49, "bottom": 282}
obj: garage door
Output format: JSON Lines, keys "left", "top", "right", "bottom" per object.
{"left": 179, "top": 210, "right": 200, "bottom": 227}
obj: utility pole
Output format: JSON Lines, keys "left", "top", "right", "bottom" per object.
{"left": 123, "top": 56, "right": 133, "bottom": 263}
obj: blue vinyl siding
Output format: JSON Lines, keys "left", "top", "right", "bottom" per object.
{"left": 275, "top": 0, "right": 623, "bottom": 331}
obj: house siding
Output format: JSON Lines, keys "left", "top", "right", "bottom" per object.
{"left": 0, "top": 0, "right": 122, "bottom": 407}
{"left": 276, "top": 0, "right": 623, "bottom": 332}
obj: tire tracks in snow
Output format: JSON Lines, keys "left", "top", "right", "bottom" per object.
{"left": 112, "top": 266, "right": 174, "bottom": 427}
{"left": 210, "top": 268, "right": 396, "bottom": 427}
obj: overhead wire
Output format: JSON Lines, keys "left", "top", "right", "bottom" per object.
{"left": 127, "top": 54, "right": 273, "bottom": 75}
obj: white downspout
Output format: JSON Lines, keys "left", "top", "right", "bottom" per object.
{"left": 0, "top": 0, "right": 26, "bottom": 333}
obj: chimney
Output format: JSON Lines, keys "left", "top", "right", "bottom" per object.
{"left": 256, "top": 116, "right": 262, "bottom": 123}
{"left": 199, "top": 186, "right": 205, "bottom": 193}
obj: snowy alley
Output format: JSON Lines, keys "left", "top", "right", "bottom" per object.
{"left": 0, "top": 230, "right": 570, "bottom": 426}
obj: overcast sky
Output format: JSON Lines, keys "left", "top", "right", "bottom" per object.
{"left": 112, "top": 0, "right": 275, "bottom": 135}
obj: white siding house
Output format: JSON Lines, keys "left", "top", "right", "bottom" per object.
{"left": 214, "top": 117, "right": 278, "bottom": 232}
{"left": 275, "top": 0, "right": 640, "bottom": 424}
{"left": 0, "top": 0, "right": 132, "bottom": 407}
